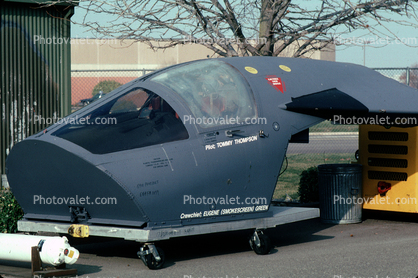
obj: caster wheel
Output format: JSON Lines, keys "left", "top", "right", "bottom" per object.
{"left": 250, "top": 233, "right": 272, "bottom": 255}
{"left": 145, "top": 247, "right": 165, "bottom": 270}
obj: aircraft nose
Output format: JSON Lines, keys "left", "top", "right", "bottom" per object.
{"left": 6, "top": 139, "right": 147, "bottom": 227}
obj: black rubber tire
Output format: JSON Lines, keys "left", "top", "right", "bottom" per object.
{"left": 146, "top": 247, "right": 165, "bottom": 270}
{"left": 251, "top": 234, "right": 272, "bottom": 255}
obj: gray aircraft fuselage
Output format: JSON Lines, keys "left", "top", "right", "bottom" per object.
{"left": 6, "top": 57, "right": 418, "bottom": 229}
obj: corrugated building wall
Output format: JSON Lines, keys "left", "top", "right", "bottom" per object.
{"left": 1, "top": 0, "right": 74, "bottom": 185}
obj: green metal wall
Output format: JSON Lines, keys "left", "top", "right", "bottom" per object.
{"left": 1, "top": 1, "right": 73, "bottom": 181}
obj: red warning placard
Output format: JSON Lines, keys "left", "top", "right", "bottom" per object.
{"left": 266, "top": 75, "right": 286, "bottom": 93}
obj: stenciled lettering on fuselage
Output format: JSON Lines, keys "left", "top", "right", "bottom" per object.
{"left": 205, "top": 135, "right": 258, "bottom": 151}
{"left": 179, "top": 205, "right": 269, "bottom": 219}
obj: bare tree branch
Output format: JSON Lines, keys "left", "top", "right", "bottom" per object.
{"left": 51, "top": 0, "right": 418, "bottom": 57}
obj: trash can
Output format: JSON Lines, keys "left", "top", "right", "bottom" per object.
{"left": 318, "top": 164, "right": 363, "bottom": 224}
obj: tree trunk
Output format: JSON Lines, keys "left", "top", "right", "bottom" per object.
{"left": 259, "top": 0, "right": 274, "bottom": 56}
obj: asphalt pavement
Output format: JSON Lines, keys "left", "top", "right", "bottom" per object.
{"left": 1, "top": 210, "right": 418, "bottom": 278}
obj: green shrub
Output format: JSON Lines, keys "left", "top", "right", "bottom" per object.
{"left": 0, "top": 189, "right": 24, "bottom": 233}
{"left": 298, "top": 166, "right": 319, "bottom": 203}
{"left": 92, "top": 80, "right": 122, "bottom": 96}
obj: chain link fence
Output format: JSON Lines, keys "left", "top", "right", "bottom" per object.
{"left": 374, "top": 68, "right": 418, "bottom": 89}
{"left": 71, "top": 67, "right": 418, "bottom": 109}
{"left": 71, "top": 69, "right": 155, "bottom": 112}
{"left": 70, "top": 67, "right": 418, "bottom": 200}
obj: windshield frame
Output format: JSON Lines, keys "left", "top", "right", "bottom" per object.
{"left": 150, "top": 59, "right": 258, "bottom": 132}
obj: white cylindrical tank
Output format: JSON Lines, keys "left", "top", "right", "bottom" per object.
{"left": 0, "top": 234, "right": 79, "bottom": 266}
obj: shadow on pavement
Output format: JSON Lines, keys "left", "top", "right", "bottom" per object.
{"left": 363, "top": 209, "right": 418, "bottom": 223}
{"left": 0, "top": 216, "right": 337, "bottom": 274}
{"left": 67, "top": 217, "right": 334, "bottom": 268}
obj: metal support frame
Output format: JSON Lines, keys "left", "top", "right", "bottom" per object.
{"left": 137, "top": 243, "right": 161, "bottom": 264}
{"left": 250, "top": 230, "right": 263, "bottom": 248}
{"left": 31, "top": 246, "right": 77, "bottom": 278}
{"left": 19, "top": 207, "right": 319, "bottom": 243}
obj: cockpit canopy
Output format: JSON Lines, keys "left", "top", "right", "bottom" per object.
{"left": 152, "top": 59, "right": 258, "bottom": 128}
{"left": 53, "top": 59, "right": 258, "bottom": 154}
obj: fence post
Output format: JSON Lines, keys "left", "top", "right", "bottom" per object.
{"left": 406, "top": 67, "right": 410, "bottom": 86}
{"left": 1, "top": 174, "right": 9, "bottom": 189}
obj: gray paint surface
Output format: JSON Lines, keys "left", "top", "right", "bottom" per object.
{"left": 6, "top": 57, "right": 418, "bottom": 230}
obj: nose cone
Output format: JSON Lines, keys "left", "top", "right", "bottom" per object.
{"left": 6, "top": 139, "right": 147, "bottom": 227}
